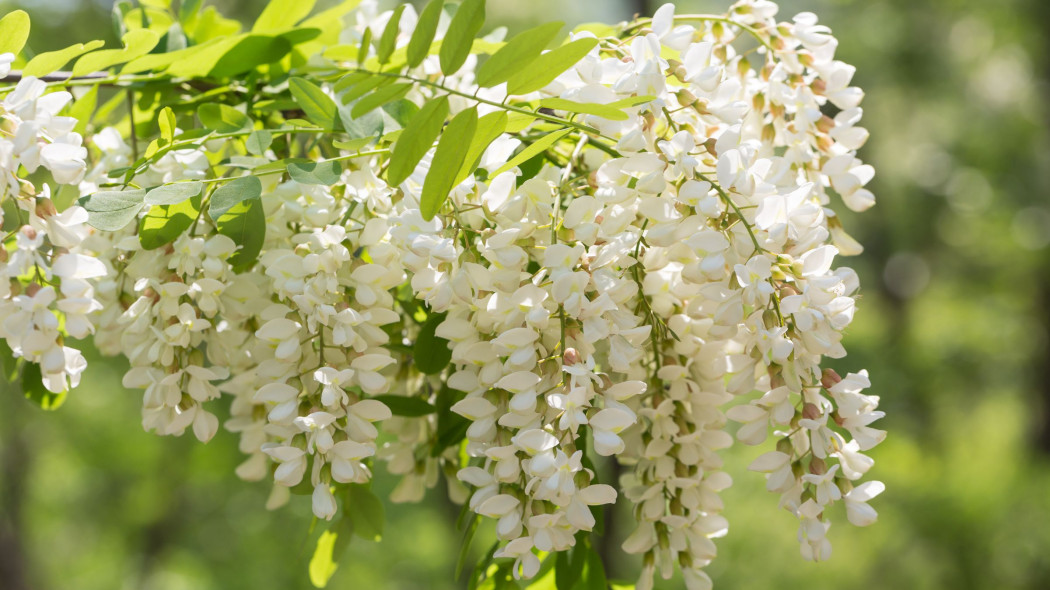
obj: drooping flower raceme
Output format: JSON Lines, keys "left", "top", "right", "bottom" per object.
{"left": 0, "top": 0, "right": 882, "bottom": 587}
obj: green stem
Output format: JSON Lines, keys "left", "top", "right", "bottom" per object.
{"left": 623, "top": 14, "right": 774, "bottom": 52}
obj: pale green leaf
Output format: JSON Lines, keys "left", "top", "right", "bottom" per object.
{"left": 198, "top": 103, "right": 253, "bottom": 134}
{"left": 145, "top": 181, "right": 203, "bottom": 206}
{"left": 455, "top": 110, "right": 507, "bottom": 184}
{"left": 71, "top": 29, "right": 160, "bottom": 77}
{"left": 376, "top": 4, "right": 406, "bottom": 65}
{"left": 350, "top": 82, "right": 412, "bottom": 119}
{"left": 22, "top": 41, "right": 105, "bottom": 78}
{"left": 506, "top": 37, "right": 598, "bottom": 96}
{"left": 158, "top": 107, "right": 176, "bottom": 142}
{"left": 289, "top": 77, "right": 340, "bottom": 131}
{"left": 476, "top": 21, "right": 562, "bottom": 88}
{"left": 308, "top": 530, "right": 339, "bottom": 588}
{"left": 491, "top": 127, "right": 571, "bottom": 177}
{"left": 288, "top": 160, "right": 342, "bottom": 185}
{"left": 209, "top": 176, "right": 262, "bottom": 220}
{"left": 387, "top": 95, "right": 449, "bottom": 186}
{"left": 253, "top": 0, "right": 316, "bottom": 32}
{"left": 538, "top": 97, "right": 629, "bottom": 121}
{"left": 77, "top": 189, "right": 146, "bottom": 231}
{"left": 139, "top": 195, "right": 200, "bottom": 250}
{"left": 246, "top": 130, "right": 273, "bottom": 156}
{"left": 406, "top": 0, "right": 442, "bottom": 68}
{"left": 421, "top": 107, "right": 477, "bottom": 220}
{"left": 0, "top": 10, "right": 30, "bottom": 56}
{"left": 439, "top": 0, "right": 485, "bottom": 76}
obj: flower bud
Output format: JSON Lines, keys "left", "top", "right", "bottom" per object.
{"left": 802, "top": 403, "right": 821, "bottom": 421}
{"left": 821, "top": 369, "right": 842, "bottom": 390}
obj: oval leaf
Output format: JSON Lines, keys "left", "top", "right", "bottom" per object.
{"left": 72, "top": 29, "right": 160, "bottom": 77}
{"left": 406, "top": 0, "right": 442, "bottom": 68}
{"left": 0, "top": 10, "right": 30, "bottom": 56}
{"left": 387, "top": 95, "right": 449, "bottom": 187}
{"left": 308, "top": 530, "right": 339, "bottom": 588}
{"left": 491, "top": 127, "right": 571, "bottom": 177}
{"left": 145, "top": 181, "right": 203, "bottom": 206}
{"left": 139, "top": 195, "right": 200, "bottom": 250}
{"left": 413, "top": 312, "right": 452, "bottom": 375}
{"left": 23, "top": 40, "right": 105, "bottom": 78}
{"left": 253, "top": 0, "right": 316, "bottom": 32}
{"left": 506, "top": 37, "right": 598, "bottom": 96}
{"left": 347, "top": 484, "right": 385, "bottom": 542}
{"left": 476, "top": 21, "right": 563, "bottom": 88}
{"left": 288, "top": 160, "right": 342, "bottom": 185}
{"left": 439, "top": 0, "right": 485, "bottom": 76}
{"left": 376, "top": 4, "right": 406, "bottom": 65}
{"left": 216, "top": 196, "right": 266, "bottom": 271}
{"left": 209, "top": 175, "right": 262, "bottom": 220}
{"left": 78, "top": 189, "right": 146, "bottom": 231}
{"left": 199, "top": 103, "right": 253, "bottom": 134}
{"left": 289, "top": 77, "right": 340, "bottom": 131}
{"left": 420, "top": 107, "right": 478, "bottom": 220}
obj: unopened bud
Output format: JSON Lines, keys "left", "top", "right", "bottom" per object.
{"left": 563, "top": 347, "right": 581, "bottom": 366}
{"left": 816, "top": 115, "right": 835, "bottom": 134}
{"left": 25, "top": 283, "right": 41, "bottom": 297}
{"left": 809, "top": 457, "right": 827, "bottom": 475}
{"left": 737, "top": 57, "right": 751, "bottom": 77}
{"left": 20, "top": 225, "right": 37, "bottom": 241}
{"left": 676, "top": 89, "right": 698, "bottom": 108}
{"left": 35, "top": 198, "right": 57, "bottom": 219}
{"left": 802, "top": 402, "right": 821, "bottom": 420}
{"left": 752, "top": 93, "right": 766, "bottom": 112}
{"left": 810, "top": 78, "right": 826, "bottom": 96}
{"left": 821, "top": 368, "right": 842, "bottom": 390}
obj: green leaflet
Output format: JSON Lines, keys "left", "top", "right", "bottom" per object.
{"left": 252, "top": 0, "right": 316, "bottom": 33}
{"left": 144, "top": 181, "right": 203, "bottom": 206}
{"left": 215, "top": 196, "right": 265, "bottom": 271}
{"left": 199, "top": 103, "right": 253, "bottom": 134}
{"left": 78, "top": 189, "right": 146, "bottom": 231}
{"left": 538, "top": 97, "right": 630, "bottom": 121}
{"left": 421, "top": 107, "right": 478, "bottom": 220}
{"left": 21, "top": 362, "right": 66, "bottom": 411}
{"left": 387, "top": 95, "right": 449, "bottom": 187}
{"left": 246, "top": 129, "right": 273, "bottom": 156}
{"left": 349, "top": 82, "right": 412, "bottom": 119}
{"left": 288, "top": 160, "right": 342, "bottom": 185}
{"left": 476, "top": 21, "right": 563, "bottom": 88}
{"left": 158, "top": 107, "right": 177, "bottom": 143}
{"left": 456, "top": 110, "right": 508, "bottom": 184}
{"left": 347, "top": 484, "right": 385, "bottom": 541}
{"left": 413, "top": 312, "right": 452, "bottom": 374}
{"left": 357, "top": 26, "right": 372, "bottom": 64}
{"left": 22, "top": 40, "right": 105, "bottom": 78}
{"left": 506, "top": 37, "right": 598, "bottom": 96}
{"left": 308, "top": 530, "right": 339, "bottom": 588}
{"left": 376, "top": 4, "right": 406, "bottom": 65}
{"left": 406, "top": 0, "right": 443, "bottom": 68}
{"left": 0, "top": 10, "right": 30, "bottom": 56}
{"left": 369, "top": 395, "right": 436, "bottom": 417}
{"left": 289, "top": 77, "right": 340, "bottom": 131}
{"left": 209, "top": 175, "right": 262, "bottom": 220}
{"left": 71, "top": 29, "right": 159, "bottom": 77}
{"left": 440, "top": 0, "right": 485, "bottom": 76}
{"left": 139, "top": 195, "right": 200, "bottom": 250}
{"left": 491, "top": 127, "right": 572, "bottom": 177}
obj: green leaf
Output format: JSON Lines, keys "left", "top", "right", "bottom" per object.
{"left": 0, "top": 10, "right": 30, "bottom": 56}
{"left": 538, "top": 97, "right": 629, "bottom": 121}
{"left": 340, "top": 75, "right": 391, "bottom": 105}
{"left": 246, "top": 129, "right": 273, "bottom": 156}
{"left": 0, "top": 340, "right": 17, "bottom": 383}
{"left": 333, "top": 137, "right": 374, "bottom": 152}
{"left": 288, "top": 160, "right": 342, "bottom": 185}
{"left": 199, "top": 103, "right": 253, "bottom": 134}
{"left": 421, "top": 107, "right": 477, "bottom": 220}
{"left": 414, "top": 312, "right": 452, "bottom": 374}
{"left": 215, "top": 196, "right": 265, "bottom": 271}
{"left": 376, "top": 4, "right": 406, "bottom": 65}
{"left": 456, "top": 110, "right": 508, "bottom": 184}
{"left": 608, "top": 95, "right": 657, "bottom": 109}
{"left": 491, "top": 127, "right": 571, "bottom": 177}
{"left": 145, "top": 181, "right": 203, "bottom": 206}
{"left": 253, "top": 0, "right": 316, "bottom": 33}
{"left": 476, "top": 21, "right": 562, "bottom": 88}
{"left": 78, "top": 189, "right": 146, "bottom": 231}
{"left": 209, "top": 34, "right": 292, "bottom": 78}
{"left": 21, "top": 362, "right": 66, "bottom": 411}
{"left": 350, "top": 82, "right": 412, "bottom": 119}
{"left": 369, "top": 395, "right": 436, "bottom": 417}
{"left": 309, "top": 530, "right": 340, "bottom": 588}
{"left": 582, "top": 546, "right": 607, "bottom": 590}
{"left": 347, "top": 484, "right": 385, "bottom": 541}
{"left": 406, "top": 0, "right": 443, "bottom": 68}
{"left": 357, "top": 26, "right": 372, "bottom": 64}
{"left": 179, "top": 0, "right": 203, "bottom": 28}
{"left": 440, "top": 0, "right": 485, "bottom": 76}
{"left": 139, "top": 195, "right": 200, "bottom": 250}
{"left": 289, "top": 77, "right": 340, "bottom": 131}
{"left": 158, "top": 107, "right": 176, "bottom": 142}
{"left": 506, "top": 37, "right": 598, "bottom": 96}
{"left": 555, "top": 546, "right": 586, "bottom": 590}
{"left": 22, "top": 40, "right": 105, "bottom": 78}
{"left": 72, "top": 29, "right": 160, "bottom": 77}
{"left": 209, "top": 175, "right": 262, "bottom": 220}
{"left": 69, "top": 84, "right": 99, "bottom": 136}
{"left": 387, "top": 95, "right": 449, "bottom": 187}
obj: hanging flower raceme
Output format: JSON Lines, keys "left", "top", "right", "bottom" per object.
{"left": 0, "top": 0, "right": 882, "bottom": 587}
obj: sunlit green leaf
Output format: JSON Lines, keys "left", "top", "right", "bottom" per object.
{"left": 21, "top": 362, "right": 66, "bottom": 411}
{"left": 199, "top": 103, "right": 253, "bottom": 134}
{"left": 22, "top": 40, "right": 105, "bottom": 78}
{"left": 253, "top": 0, "right": 316, "bottom": 33}
{"left": 506, "top": 37, "right": 598, "bottom": 96}
{"left": 209, "top": 175, "right": 262, "bottom": 220}
{"left": 406, "top": 0, "right": 443, "bottom": 68}
{"left": 377, "top": 4, "right": 406, "bottom": 65}
{"left": 246, "top": 129, "right": 273, "bottom": 156}
{"left": 491, "top": 127, "right": 571, "bottom": 177}
{"left": 440, "top": 0, "right": 485, "bottom": 76}
{"left": 139, "top": 195, "right": 200, "bottom": 250}
{"left": 350, "top": 82, "right": 412, "bottom": 119}
{"left": 308, "top": 530, "right": 339, "bottom": 588}
{"left": 0, "top": 10, "right": 30, "bottom": 56}
{"left": 289, "top": 77, "right": 340, "bottom": 131}
{"left": 476, "top": 21, "right": 563, "bottom": 88}
{"left": 387, "top": 95, "right": 449, "bottom": 187}
{"left": 421, "top": 107, "right": 477, "bottom": 220}
{"left": 456, "top": 110, "right": 508, "bottom": 184}
{"left": 288, "top": 160, "right": 342, "bottom": 185}
{"left": 538, "top": 97, "right": 629, "bottom": 121}
{"left": 145, "top": 181, "right": 203, "bottom": 206}
{"left": 72, "top": 29, "right": 159, "bottom": 77}
{"left": 78, "top": 189, "right": 146, "bottom": 231}
{"left": 216, "top": 196, "right": 265, "bottom": 271}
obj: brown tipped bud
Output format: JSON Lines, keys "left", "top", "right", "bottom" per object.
{"left": 802, "top": 402, "right": 821, "bottom": 421}
{"left": 0, "top": 248, "right": 7, "bottom": 263}
{"left": 676, "top": 89, "right": 698, "bottom": 108}
{"left": 563, "top": 347, "right": 581, "bottom": 366}
{"left": 779, "top": 284, "right": 800, "bottom": 298}
{"left": 713, "top": 45, "right": 728, "bottom": 63}
{"left": 25, "top": 283, "right": 41, "bottom": 297}
{"left": 816, "top": 115, "right": 835, "bottom": 134}
{"left": 761, "top": 63, "right": 774, "bottom": 81}
{"left": 821, "top": 368, "right": 842, "bottom": 390}
{"left": 810, "top": 78, "right": 826, "bottom": 96}
{"left": 809, "top": 457, "right": 827, "bottom": 475}
{"left": 762, "top": 309, "right": 779, "bottom": 330}
{"left": 817, "top": 134, "right": 834, "bottom": 152}
{"left": 772, "top": 36, "right": 787, "bottom": 51}
{"left": 769, "top": 102, "right": 785, "bottom": 119}
{"left": 703, "top": 137, "right": 718, "bottom": 157}
{"left": 712, "top": 22, "right": 725, "bottom": 39}
{"left": 642, "top": 110, "right": 657, "bottom": 131}
{"left": 35, "top": 198, "right": 57, "bottom": 219}
{"left": 776, "top": 437, "right": 794, "bottom": 455}
{"left": 20, "top": 225, "right": 37, "bottom": 241}
{"left": 798, "top": 51, "right": 814, "bottom": 68}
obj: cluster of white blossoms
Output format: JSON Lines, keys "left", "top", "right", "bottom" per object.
{"left": 0, "top": 0, "right": 883, "bottom": 587}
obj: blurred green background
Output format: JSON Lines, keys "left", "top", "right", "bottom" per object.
{"left": 2, "top": 0, "right": 1050, "bottom": 588}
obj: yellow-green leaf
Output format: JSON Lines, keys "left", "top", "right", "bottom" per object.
{"left": 388, "top": 95, "right": 449, "bottom": 186}
{"left": 158, "top": 107, "right": 176, "bottom": 142}
{"left": 491, "top": 127, "right": 571, "bottom": 177}
{"left": 253, "top": 0, "right": 316, "bottom": 33}
{"left": 22, "top": 40, "right": 105, "bottom": 78}
{"left": 289, "top": 77, "right": 340, "bottom": 131}
{"left": 350, "top": 82, "right": 412, "bottom": 119}
{"left": 421, "top": 106, "right": 477, "bottom": 220}
{"left": 308, "top": 530, "right": 339, "bottom": 588}
{"left": 0, "top": 10, "right": 30, "bottom": 56}
{"left": 439, "top": 0, "right": 485, "bottom": 76}
{"left": 376, "top": 4, "right": 406, "bottom": 65}
{"left": 71, "top": 29, "right": 160, "bottom": 77}
{"left": 139, "top": 195, "right": 200, "bottom": 250}
{"left": 506, "top": 37, "right": 598, "bottom": 96}
{"left": 476, "top": 21, "right": 563, "bottom": 88}
{"left": 406, "top": 0, "right": 442, "bottom": 68}
{"left": 538, "top": 97, "right": 629, "bottom": 121}
{"left": 198, "top": 103, "right": 253, "bottom": 134}
{"left": 456, "top": 110, "right": 508, "bottom": 184}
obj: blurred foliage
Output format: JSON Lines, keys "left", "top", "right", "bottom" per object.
{"left": 1, "top": 0, "right": 1049, "bottom": 588}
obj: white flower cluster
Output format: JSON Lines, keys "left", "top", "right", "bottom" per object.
{"left": 0, "top": 70, "right": 94, "bottom": 396}
{"left": 0, "top": 0, "right": 883, "bottom": 587}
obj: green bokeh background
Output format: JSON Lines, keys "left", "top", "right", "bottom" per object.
{"left": 1, "top": 0, "right": 1049, "bottom": 588}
